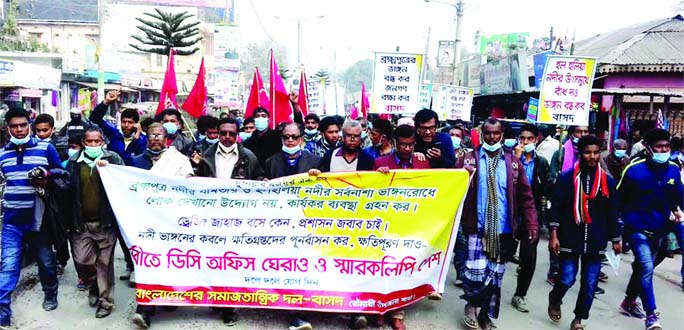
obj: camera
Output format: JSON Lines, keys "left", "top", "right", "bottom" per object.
{"left": 27, "top": 166, "right": 48, "bottom": 180}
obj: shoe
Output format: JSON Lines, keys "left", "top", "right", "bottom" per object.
{"left": 453, "top": 278, "right": 463, "bottom": 287}
{"left": 463, "top": 304, "right": 479, "bottom": 329}
{"left": 598, "top": 271, "right": 608, "bottom": 282}
{"left": 349, "top": 315, "right": 367, "bottom": 329}
{"left": 570, "top": 318, "right": 585, "bottom": 330}
{"left": 221, "top": 309, "right": 237, "bottom": 326}
{"left": 88, "top": 285, "right": 99, "bottom": 307}
{"left": 43, "top": 294, "right": 58, "bottom": 311}
{"left": 390, "top": 318, "right": 406, "bottom": 330}
{"left": 645, "top": 313, "right": 662, "bottom": 330}
{"left": 511, "top": 295, "right": 530, "bottom": 313}
{"left": 289, "top": 316, "right": 312, "bottom": 330}
{"left": 427, "top": 292, "right": 442, "bottom": 300}
{"left": 132, "top": 312, "right": 151, "bottom": 329}
{"left": 119, "top": 269, "right": 132, "bottom": 281}
{"left": 477, "top": 311, "right": 497, "bottom": 330}
{"left": 0, "top": 318, "right": 10, "bottom": 330}
{"left": 77, "top": 278, "right": 87, "bottom": 291}
{"left": 56, "top": 264, "right": 65, "bottom": 276}
{"left": 128, "top": 271, "right": 137, "bottom": 288}
{"left": 619, "top": 299, "right": 647, "bottom": 319}
{"left": 95, "top": 305, "right": 112, "bottom": 318}
{"left": 595, "top": 286, "right": 605, "bottom": 295}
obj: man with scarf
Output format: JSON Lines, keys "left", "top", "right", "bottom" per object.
{"left": 305, "top": 116, "right": 341, "bottom": 158}
{"left": 617, "top": 129, "right": 683, "bottom": 330}
{"left": 601, "top": 139, "right": 630, "bottom": 181}
{"left": 66, "top": 126, "right": 123, "bottom": 319}
{"left": 547, "top": 135, "right": 621, "bottom": 330}
{"left": 454, "top": 118, "right": 537, "bottom": 330}
{"left": 547, "top": 125, "right": 590, "bottom": 284}
{"left": 264, "top": 123, "right": 319, "bottom": 179}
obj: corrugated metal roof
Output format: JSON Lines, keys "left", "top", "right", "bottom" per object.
{"left": 3, "top": 0, "right": 99, "bottom": 23}
{"left": 571, "top": 15, "right": 684, "bottom": 69}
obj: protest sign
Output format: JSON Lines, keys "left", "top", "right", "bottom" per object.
{"left": 371, "top": 53, "right": 423, "bottom": 114}
{"left": 434, "top": 85, "right": 473, "bottom": 121}
{"left": 418, "top": 83, "right": 433, "bottom": 109}
{"left": 538, "top": 56, "right": 596, "bottom": 126}
{"left": 99, "top": 165, "right": 469, "bottom": 314}
{"left": 437, "top": 41, "right": 455, "bottom": 68}
{"left": 306, "top": 78, "right": 325, "bottom": 115}
{"left": 526, "top": 97, "right": 539, "bottom": 122}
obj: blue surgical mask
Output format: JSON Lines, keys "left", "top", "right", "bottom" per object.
{"left": 254, "top": 117, "right": 269, "bottom": 132}
{"left": 162, "top": 122, "right": 178, "bottom": 135}
{"left": 198, "top": 134, "right": 207, "bottom": 141}
{"left": 239, "top": 132, "right": 252, "bottom": 141}
{"left": 652, "top": 152, "right": 671, "bottom": 164}
{"left": 482, "top": 141, "right": 502, "bottom": 152}
{"left": 504, "top": 139, "right": 516, "bottom": 148}
{"left": 614, "top": 149, "right": 627, "bottom": 159}
{"left": 147, "top": 148, "right": 164, "bottom": 155}
{"left": 304, "top": 128, "right": 318, "bottom": 136}
{"left": 572, "top": 137, "right": 579, "bottom": 144}
{"left": 282, "top": 144, "right": 301, "bottom": 155}
{"left": 451, "top": 136, "right": 461, "bottom": 149}
{"left": 361, "top": 131, "right": 368, "bottom": 140}
{"left": 10, "top": 134, "right": 30, "bottom": 146}
{"left": 206, "top": 138, "right": 218, "bottom": 145}
{"left": 524, "top": 143, "right": 536, "bottom": 154}
{"left": 67, "top": 148, "right": 80, "bottom": 158}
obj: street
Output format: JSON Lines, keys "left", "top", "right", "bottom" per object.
{"left": 9, "top": 236, "right": 684, "bottom": 330}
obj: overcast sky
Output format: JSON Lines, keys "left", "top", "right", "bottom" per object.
{"left": 234, "top": 0, "right": 682, "bottom": 72}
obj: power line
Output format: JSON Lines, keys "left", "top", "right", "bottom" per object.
{"left": 247, "top": 0, "right": 276, "bottom": 45}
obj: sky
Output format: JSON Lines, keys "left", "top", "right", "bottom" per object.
{"left": 234, "top": 0, "right": 683, "bottom": 72}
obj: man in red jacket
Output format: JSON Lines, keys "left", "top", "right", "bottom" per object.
{"left": 372, "top": 124, "right": 429, "bottom": 330}
{"left": 454, "top": 118, "right": 538, "bottom": 330}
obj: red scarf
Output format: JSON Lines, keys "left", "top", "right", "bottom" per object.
{"left": 573, "top": 162, "right": 609, "bottom": 225}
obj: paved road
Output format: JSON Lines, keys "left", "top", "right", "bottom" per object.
{"left": 9, "top": 237, "right": 684, "bottom": 330}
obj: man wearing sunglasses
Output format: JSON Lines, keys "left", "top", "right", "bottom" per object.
{"left": 264, "top": 123, "right": 320, "bottom": 179}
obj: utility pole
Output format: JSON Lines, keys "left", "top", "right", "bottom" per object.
{"left": 333, "top": 49, "right": 338, "bottom": 115}
{"left": 97, "top": 0, "right": 105, "bottom": 103}
{"left": 452, "top": 0, "right": 464, "bottom": 85}
{"left": 423, "top": 26, "right": 431, "bottom": 83}
{"left": 297, "top": 20, "right": 301, "bottom": 66}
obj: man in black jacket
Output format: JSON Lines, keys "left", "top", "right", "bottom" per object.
{"left": 312, "top": 119, "right": 374, "bottom": 174}
{"left": 242, "top": 107, "right": 282, "bottom": 169}
{"left": 547, "top": 135, "right": 621, "bottom": 330}
{"left": 511, "top": 123, "right": 553, "bottom": 313}
{"left": 156, "top": 109, "right": 193, "bottom": 156}
{"left": 264, "top": 123, "right": 319, "bottom": 179}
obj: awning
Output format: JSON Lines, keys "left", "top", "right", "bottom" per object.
{"left": 590, "top": 88, "right": 684, "bottom": 98}
{"left": 74, "top": 81, "right": 137, "bottom": 92}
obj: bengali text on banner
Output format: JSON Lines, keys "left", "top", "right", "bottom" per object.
{"left": 98, "top": 166, "right": 469, "bottom": 314}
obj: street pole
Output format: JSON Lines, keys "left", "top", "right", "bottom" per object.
{"left": 297, "top": 20, "right": 301, "bottom": 66}
{"left": 97, "top": 0, "right": 105, "bottom": 103}
{"left": 452, "top": 0, "right": 464, "bottom": 85}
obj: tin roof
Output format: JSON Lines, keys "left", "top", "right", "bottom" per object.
{"left": 571, "top": 15, "right": 684, "bottom": 72}
{"left": 4, "top": 0, "right": 99, "bottom": 23}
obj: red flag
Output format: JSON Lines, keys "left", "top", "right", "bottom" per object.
{"left": 269, "top": 49, "right": 293, "bottom": 129}
{"left": 156, "top": 50, "right": 179, "bottom": 115}
{"left": 245, "top": 67, "right": 270, "bottom": 119}
{"left": 182, "top": 57, "right": 207, "bottom": 118}
{"left": 360, "top": 82, "right": 370, "bottom": 119}
{"left": 349, "top": 104, "right": 359, "bottom": 119}
{"left": 298, "top": 70, "right": 309, "bottom": 116}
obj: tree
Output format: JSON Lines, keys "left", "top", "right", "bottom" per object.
{"left": 340, "top": 59, "right": 372, "bottom": 92}
{"left": 0, "top": 0, "right": 49, "bottom": 52}
{"left": 129, "top": 9, "right": 202, "bottom": 56}
{"left": 315, "top": 69, "right": 332, "bottom": 86}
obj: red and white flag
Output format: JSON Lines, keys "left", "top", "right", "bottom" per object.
{"left": 182, "top": 57, "right": 207, "bottom": 118}
{"left": 244, "top": 67, "right": 270, "bottom": 119}
{"left": 156, "top": 49, "right": 178, "bottom": 115}
{"left": 298, "top": 70, "right": 309, "bottom": 116}
{"left": 269, "top": 49, "right": 293, "bottom": 129}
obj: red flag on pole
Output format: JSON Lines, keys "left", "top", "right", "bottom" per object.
{"left": 156, "top": 50, "right": 179, "bottom": 115}
{"left": 349, "top": 104, "right": 359, "bottom": 119}
{"left": 269, "top": 49, "right": 293, "bottom": 129}
{"left": 298, "top": 70, "right": 309, "bottom": 116}
{"left": 244, "top": 67, "right": 270, "bottom": 119}
{"left": 182, "top": 57, "right": 207, "bottom": 118}
{"left": 360, "top": 82, "right": 370, "bottom": 119}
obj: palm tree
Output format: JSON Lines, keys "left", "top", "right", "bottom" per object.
{"left": 129, "top": 9, "right": 202, "bottom": 56}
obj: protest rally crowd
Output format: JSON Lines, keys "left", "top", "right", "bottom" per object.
{"left": 0, "top": 87, "right": 682, "bottom": 330}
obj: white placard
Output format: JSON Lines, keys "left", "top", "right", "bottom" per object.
{"left": 371, "top": 53, "right": 423, "bottom": 114}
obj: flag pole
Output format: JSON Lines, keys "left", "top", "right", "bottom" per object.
{"left": 180, "top": 112, "right": 197, "bottom": 143}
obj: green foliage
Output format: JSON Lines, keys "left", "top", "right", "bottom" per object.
{"left": 315, "top": 69, "right": 331, "bottom": 86}
{"left": 340, "top": 59, "right": 372, "bottom": 92}
{"left": 129, "top": 8, "right": 203, "bottom": 56}
{"left": 0, "top": 0, "right": 49, "bottom": 52}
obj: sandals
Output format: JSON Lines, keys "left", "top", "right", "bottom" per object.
{"left": 463, "top": 304, "right": 479, "bottom": 329}
{"left": 548, "top": 302, "right": 562, "bottom": 323}
{"left": 570, "top": 319, "right": 585, "bottom": 330}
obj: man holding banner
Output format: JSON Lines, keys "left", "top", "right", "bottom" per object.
{"left": 455, "top": 118, "right": 537, "bottom": 330}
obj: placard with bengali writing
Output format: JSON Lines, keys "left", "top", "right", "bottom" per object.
{"left": 371, "top": 52, "right": 423, "bottom": 115}
{"left": 306, "top": 78, "right": 325, "bottom": 116}
{"left": 434, "top": 85, "right": 473, "bottom": 121}
{"left": 98, "top": 165, "right": 469, "bottom": 314}
{"left": 538, "top": 56, "right": 596, "bottom": 126}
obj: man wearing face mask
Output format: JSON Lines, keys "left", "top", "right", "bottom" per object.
{"left": 364, "top": 118, "right": 394, "bottom": 159}
{"left": 616, "top": 129, "right": 683, "bottom": 330}
{"left": 58, "top": 108, "right": 93, "bottom": 140}
{"left": 306, "top": 116, "right": 342, "bottom": 158}
{"left": 90, "top": 90, "right": 146, "bottom": 166}
{"left": 65, "top": 126, "right": 124, "bottom": 319}
{"left": 192, "top": 116, "right": 220, "bottom": 157}
{"left": 358, "top": 117, "right": 373, "bottom": 149}
{"left": 242, "top": 107, "right": 283, "bottom": 169}
{"left": 312, "top": 119, "right": 375, "bottom": 175}
{"left": 550, "top": 126, "right": 590, "bottom": 181}
{"left": 239, "top": 117, "right": 256, "bottom": 142}
{"left": 600, "top": 139, "right": 630, "bottom": 181}
{"left": 454, "top": 118, "right": 538, "bottom": 330}
{"left": 510, "top": 123, "right": 552, "bottom": 313}
{"left": 133, "top": 123, "right": 194, "bottom": 177}
{"left": 264, "top": 123, "right": 319, "bottom": 179}
{"left": 156, "top": 109, "right": 194, "bottom": 156}
{"left": 303, "top": 114, "right": 321, "bottom": 143}
{"left": 0, "top": 108, "right": 65, "bottom": 328}
{"left": 447, "top": 125, "right": 472, "bottom": 160}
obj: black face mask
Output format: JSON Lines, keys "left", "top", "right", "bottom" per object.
{"left": 70, "top": 114, "right": 82, "bottom": 123}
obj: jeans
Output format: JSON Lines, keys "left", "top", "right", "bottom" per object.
{"left": 549, "top": 253, "right": 602, "bottom": 320}
{"left": 625, "top": 231, "right": 662, "bottom": 315}
{"left": 452, "top": 227, "right": 468, "bottom": 280}
{"left": 0, "top": 223, "right": 58, "bottom": 321}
